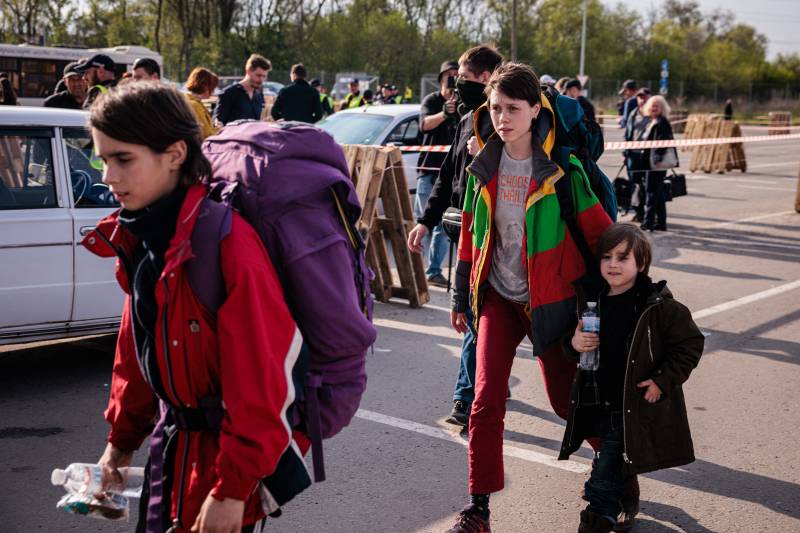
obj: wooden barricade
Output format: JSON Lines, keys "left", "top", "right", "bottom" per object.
{"left": 669, "top": 109, "right": 689, "bottom": 134}
{"left": 768, "top": 111, "right": 791, "bottom": 135}
{"left": 687, "top": 115, "right": 746, "bottom": 173}
{"left": 342, "top": 145, "right": 429, "bottom": 308}
{"left": 681, "top": 113, "right": 707, "bottom": 153}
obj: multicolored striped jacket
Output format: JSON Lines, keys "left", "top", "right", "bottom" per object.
{"left": 453, "top": 97, "right": 613, "bottom": 356}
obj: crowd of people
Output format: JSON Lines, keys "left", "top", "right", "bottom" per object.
{"left": 12, "top": 51, "right": 410, "bottom": 138}
{"left": 408, "top": 48, "right": 701, "bottom": 533}
{"left": 1, "top": 44, "right": 705, "bottom": 533}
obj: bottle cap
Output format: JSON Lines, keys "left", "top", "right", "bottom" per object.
{"left": 51, "top": 468, "right": 67, "bottom": 485}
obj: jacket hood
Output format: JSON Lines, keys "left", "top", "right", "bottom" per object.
{"left": 466, "top": 96, "right": 562, "bottom": 188}
{"left": 630, "top": 273, "right": 672, "bottom": 308}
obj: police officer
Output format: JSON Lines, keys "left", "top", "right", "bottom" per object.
{"left": 392, "top": 85, "right": 405, "bottom": 104}
{"left": 311, "top": 79, "right": 334, "bottom": 117}
{"left": 378, "top": 84, "right": 393, "bottom": 104}
{"left": 343, "top": 79, "right": 365, "bottom": 108}
{"left": 75, "top": 54, "right": 119, "bottom": 108}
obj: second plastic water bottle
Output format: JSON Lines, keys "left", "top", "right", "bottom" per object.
{"left": 580, "top": 302, "right": 600, "bottom": 371}
{"left": 51, "top": 463, "right": 144, "bottom": 498}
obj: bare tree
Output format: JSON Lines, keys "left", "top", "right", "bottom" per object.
{"left": 0, "top": 0, "right": 46, "bottom": 42}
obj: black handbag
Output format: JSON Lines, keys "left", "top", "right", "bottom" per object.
{"left": 442, "top": 207, "right": 462, "bottom": 243}
{"left": 669, "top": 170, "right": 687, "bottom": 197}
{"left": 612, "top": 163, "right": 633, "bottom": 212}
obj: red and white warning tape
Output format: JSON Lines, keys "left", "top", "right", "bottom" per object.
{"left": 603, "top": 132, "right": 800, "bottom": 151}
{"left": 399, "top": 132, "right": 800, "bottom": 153}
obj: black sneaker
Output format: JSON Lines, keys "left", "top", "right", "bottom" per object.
{"left": 446, "top": 400, "right": 470, "bottom": 427}
{"left": 427, "top": 273, "right": 449, "bottom": 287}
{"left": 446, "top": 504, "right": 491, "bottom": 533}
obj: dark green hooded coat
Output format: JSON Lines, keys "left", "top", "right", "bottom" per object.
{"left": 559, "top": 274, "right": 704, "bottom": 476}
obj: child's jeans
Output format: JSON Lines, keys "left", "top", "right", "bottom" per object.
{"left": 584, "top": 409, "right": 626, "bottom": 525}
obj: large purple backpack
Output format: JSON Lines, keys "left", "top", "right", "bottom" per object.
{"left": 192, "top": 121, "right": 376, "bottom": 484}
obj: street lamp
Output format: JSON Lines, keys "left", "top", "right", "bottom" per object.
{"left": 579, "top": 0, "right": 587, "bottom": 77}
{"left": 511, "top": 0, "right": 518, "bottom": 62}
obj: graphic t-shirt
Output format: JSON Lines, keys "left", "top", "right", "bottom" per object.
{"left": 488, "top": 148, "right": 533, "bottom": 303}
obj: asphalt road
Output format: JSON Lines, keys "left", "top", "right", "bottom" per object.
{"left": 1, "top": 128, "right": 799, "bottom": 532}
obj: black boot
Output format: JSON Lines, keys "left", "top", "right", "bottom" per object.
{"left": 578, "top": 509, "right": 614, "bottom": 533}
{"left": 614, "top": 475, "right": 640, "bottom": 532}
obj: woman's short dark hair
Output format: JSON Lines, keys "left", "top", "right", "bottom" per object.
{"left": 88, "top": 83, "right": 211, "bottom": 186}
{"left": 484, "top": 62, "right": 542, "bottom": 106}
{"left": 596, "top": 223, "right": 652, "bottom": 274}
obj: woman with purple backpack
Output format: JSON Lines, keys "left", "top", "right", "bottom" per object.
{"left": 83, "top": 82, "right": 308, "bottom": 533}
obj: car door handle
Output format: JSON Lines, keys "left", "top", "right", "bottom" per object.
{"left": 79, "top": 225, "right": 96, "bottom": 236}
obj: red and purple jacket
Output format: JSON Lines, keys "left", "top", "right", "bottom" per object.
{"left": 83, "top": 184, "right": 306, "bottom": 531}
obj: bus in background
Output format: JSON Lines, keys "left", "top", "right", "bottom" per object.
{"left": 0, "top": 44, "right": 162, "bottom": 106}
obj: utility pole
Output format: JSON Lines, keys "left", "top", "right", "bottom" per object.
{"left": 511, "top": 0, "right": 518, "bottom": 62}
{"left": 579, "top": 0, "right": 588, "bottom": 77}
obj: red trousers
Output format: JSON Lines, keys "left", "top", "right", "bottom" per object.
{"left": 468, "top": 287, "right": 584, "bottom": 494}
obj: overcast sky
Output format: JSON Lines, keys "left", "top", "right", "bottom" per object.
{"left": 609, "top": 0, "right": 800, "bottom": 59}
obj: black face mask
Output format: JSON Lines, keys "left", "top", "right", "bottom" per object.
{"left": 455, "top": 78, "right": 486, "bottom": 112}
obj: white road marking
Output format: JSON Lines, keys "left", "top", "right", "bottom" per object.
{"left": 424, "top": 303, "right": 454, "bottom": 313}
{"left": 742, "top": 160, "right": 798, "bottom": 170}
{"left": 374, "top": 318, "right": 458, "bottom": 339}
{"left": 692, "top": 280, "right": 800, "bottom": 320}
{"left": 735, "top": 185, "right": 797, "bottom": 192}
{"left": 355, "top": 408, "right": 590, "bottom": 474}
{"left": 703, "top": 210, "right": 795, "bottom": 229}
{"left": 687, "top": 174, "right": 778, "bottom": 185}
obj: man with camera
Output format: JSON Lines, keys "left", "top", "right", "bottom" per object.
{"left": 407, "top": 45, "right": 503, "bottom": 426}
{"left": 414, "top": 60, "right": 460, "bottom": 287}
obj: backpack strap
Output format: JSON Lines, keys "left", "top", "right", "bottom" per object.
{"left": 555, "top": 169, "right": 602, "bottom": 292}
{"left": 186, "top": 198, "right": 232, "bottom": 313}
{"left": 330, "top": 186, "right": 371, "bottom": 319}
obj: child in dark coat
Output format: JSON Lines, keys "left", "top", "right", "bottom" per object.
{"left": 560, "top": 223, "right": 705, "bottom": 533}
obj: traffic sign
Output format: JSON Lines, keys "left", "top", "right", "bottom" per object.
{"left": 660, "top": 69, "right": 669, "bottom": 79}
{"left": 661, "top": 58, "right": 669, "bottom": 71}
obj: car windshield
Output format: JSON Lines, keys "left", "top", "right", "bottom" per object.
{"left": 316, "top": 113, "right": 393, "bottom": 145}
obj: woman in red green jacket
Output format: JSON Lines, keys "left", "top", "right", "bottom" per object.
{"left": 446, "top": 63, "right": 612, "bottom": 533}
{"left": 83, "top": 83, "right": 306, "bottom": 533}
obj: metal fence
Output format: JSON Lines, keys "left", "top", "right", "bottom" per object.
{"left": 587, "top": 78, "right": 800, "bottom": 104}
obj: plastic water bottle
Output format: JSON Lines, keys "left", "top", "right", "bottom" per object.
{"left": 51, "top": 463, "right": 144, "bottom": 499}
{"left": 579, "top": 302, "right": 600, "bottom": 371}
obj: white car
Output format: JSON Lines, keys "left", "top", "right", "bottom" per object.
{"left": 0, "top": 107, "right": 122, "bottom": 345}
{"left": 316, "top": 104, "right": 423, "bottom": 194}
